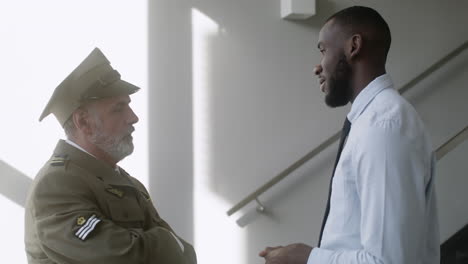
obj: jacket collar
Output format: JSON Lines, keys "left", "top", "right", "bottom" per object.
{"left": 53, "top": 139, "right": 132, "bottom": 186}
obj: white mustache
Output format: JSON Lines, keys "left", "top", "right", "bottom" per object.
{"left": 127, "top": 127, "right": 135, "bottom": 135}
{"left": 119, "top": 127, "right": 135, "bottom": 141}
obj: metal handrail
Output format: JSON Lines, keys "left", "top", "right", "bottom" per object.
{"left": 227, "top": 40, "right": 468, "bottom": 216}
{"left": 436, "top": 126, "right": 468, "bottom": 160}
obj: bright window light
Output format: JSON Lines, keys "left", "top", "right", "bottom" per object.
{"left": 192, "top": 8, "right": 246, "bottom": 264}
{"left": 0, "top": 1, "right": 147, "bottom": 263}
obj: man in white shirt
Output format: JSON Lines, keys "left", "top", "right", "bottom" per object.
{"left": 259, "top": 6, "right": 439, "bottom": 264}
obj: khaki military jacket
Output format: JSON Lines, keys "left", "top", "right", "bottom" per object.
{"left": 25, "top": 140, "right": 197, "bottom": 264}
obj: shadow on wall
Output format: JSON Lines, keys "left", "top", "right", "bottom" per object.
{"left": 188, "top": 0, "right": 347, "bottom": 262}
{"left": 192, "top": 0, "right": 468, "bottom": 214}
{"left": 191, "top": 0, "right": 339, "bottom": 206}
{"left": 0, "top": 160, "right": 32, "bottom": 207}
{"left": 235, "top": 145, "right": 336, "bottom": 227}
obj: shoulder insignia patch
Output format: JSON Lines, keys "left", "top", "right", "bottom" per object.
{"left": 49, "top": 155, "right": 69, "bottom": 167}
{"left": 75, "top": 214, "right": 101, "bottom": 241}
{"left": 140, "top": 191, "right": 150, "bottom": 200}
{"left": 106, "top": 187, "right": 125, "bottom": 198}
{"left": 139, "top": 191, "right": 151, "bottom": 201}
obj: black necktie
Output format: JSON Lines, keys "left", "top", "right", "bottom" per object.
{"left": 318, "top": 118, "right": 351, "bottom": 247}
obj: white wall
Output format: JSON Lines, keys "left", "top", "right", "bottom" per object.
{"left": 148, "top": 0, "right": 468, "bottom": 263}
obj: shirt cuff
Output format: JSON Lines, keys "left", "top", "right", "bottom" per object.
{"left": 307, "top": 247, "right": 334, "bottom": 264}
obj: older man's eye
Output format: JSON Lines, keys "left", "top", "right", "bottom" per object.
{"left": 113, "top": 103, "right": 128, "bottom": 113}
{"left": 113, "top": 107, "right": 124, "bottom": 112}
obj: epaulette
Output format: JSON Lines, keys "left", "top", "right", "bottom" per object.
{"left": 49, "top": 155, "right": 70, "bottom": 167}
{"left": 106, "top": 187, "right": 125, "bottom": 198}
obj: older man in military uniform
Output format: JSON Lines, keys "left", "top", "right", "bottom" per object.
{"left": 25, "top": 48, "right": 197, "bottom": 264}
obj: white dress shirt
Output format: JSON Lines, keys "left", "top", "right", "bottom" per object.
{"left": 308, "top": 74, "right": 440, "bottom": 264}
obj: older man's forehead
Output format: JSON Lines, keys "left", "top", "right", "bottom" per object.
{"left": 103, "top": 95, "right": 131, "bottom": 104}
{"left": 87, "top": 95, "right": 131, "bottom": 112}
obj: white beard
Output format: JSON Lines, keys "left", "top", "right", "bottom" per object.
{"left": 89, "top": 125, "right": 134, "bottom": 162}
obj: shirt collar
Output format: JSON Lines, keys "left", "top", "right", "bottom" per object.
{"left": 65, "top": 139, "right": 120, "bottom": 172}
{"left": 65, "top": 139, "right": 94, "bottom": 157}
{"left": 347, "top": 73, "right": 393, "bottom": 124}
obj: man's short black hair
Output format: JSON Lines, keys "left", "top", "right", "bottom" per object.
{"left": 327, "top": 6, "right": 391, "bottom": 58}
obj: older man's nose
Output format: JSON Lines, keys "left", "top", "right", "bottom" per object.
{"left": 128, "top": 107, "right": 139, "bottom": 125}
{"left": 313, "top": 65, "right": 322, "bottom": 76}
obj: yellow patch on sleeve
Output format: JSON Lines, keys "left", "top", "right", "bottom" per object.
{"left": 77, "top": 216, "right": 86, "bottom": 226}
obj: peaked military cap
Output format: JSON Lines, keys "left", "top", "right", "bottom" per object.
{"left": 39, "top": 48, "right": 140, "bottom": 126}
